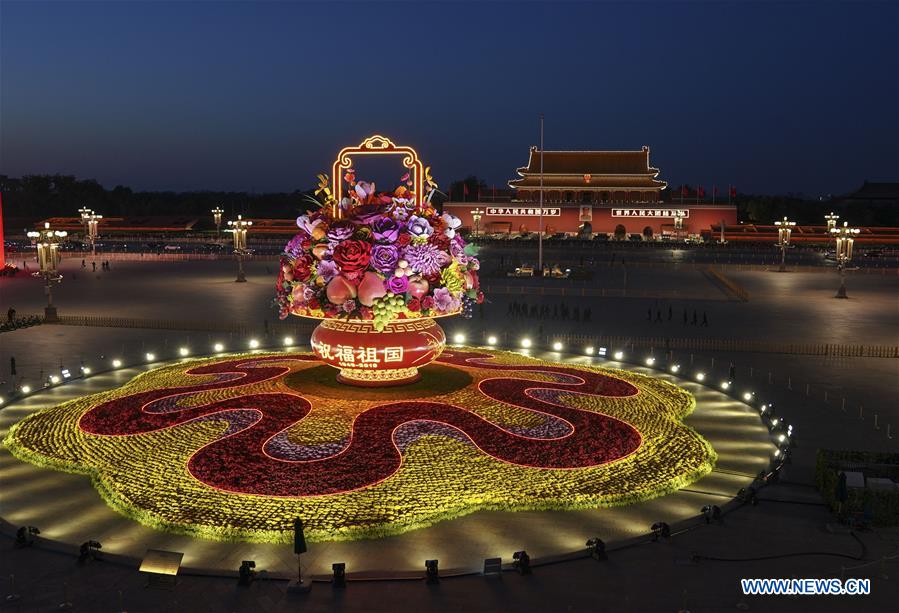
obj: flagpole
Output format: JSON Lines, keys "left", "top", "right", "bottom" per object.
{"left": 538, "top": 113, "right": 544, "bottom": 275}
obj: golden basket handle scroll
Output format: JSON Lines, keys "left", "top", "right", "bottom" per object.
{"left": 330, "top": 135, "right": 425, "bottom": 218}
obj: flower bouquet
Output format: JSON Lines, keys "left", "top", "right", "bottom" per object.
{"left": 276, "top": 137, "right": 483, "bottom": 386}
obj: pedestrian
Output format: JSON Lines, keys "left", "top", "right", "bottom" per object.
{"left": 6, "top": 306, "right": 14, "bottom": 323}
{"left": 701, "top": 312, "right": 708, "bottom": 327}
{"left": 668, "top": 305, "right": 672, "bottom": 321}
{"left": 81, "top": 259, "right": 86, "bottom": 268}
{"left": 10, "top": 356, "right": 16, "bottom": 376}
{"left": 647, "top": 308, "right": 652, "bottom": 321}
{"left": 92, "top": 261, "right": 96, "bottom": 272}
{"left": 656, "top": 309, "right": 662, "bottom": 322}
{"left": 692, "top": 310, "right": 698, "bottom": 325}
{"left": 573, "top": 307, "right": 580, "bottom": 322}
{"left": 728, "top": 362, "right": 736, "bottom": 383}
{"left": 683, "top": 309, "right": 688, "bottom": 325}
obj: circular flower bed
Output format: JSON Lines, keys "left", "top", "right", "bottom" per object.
{"left": 4, "top": 349, "right": 715, "bottom": 543}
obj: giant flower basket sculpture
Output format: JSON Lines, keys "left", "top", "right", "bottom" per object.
{"left": 276, "top": 136, "right": 482, "bottom": 386}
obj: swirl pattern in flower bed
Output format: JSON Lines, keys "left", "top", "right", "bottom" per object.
{"left": 5, "top": 350, "right": 715, "bottom": 542}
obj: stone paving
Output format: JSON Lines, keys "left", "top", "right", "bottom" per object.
{"left": 0, "top": 259, "right": 897, "bottom": 611}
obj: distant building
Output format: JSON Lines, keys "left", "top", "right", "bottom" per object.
{"left": 445, "top": 146, "right": 737, "bottom": 236}
{"left": 836, "top": 181, "right": 899, "bottom": 208}
{"left": 508, "top": 146, "right": 667, "bottom": 204}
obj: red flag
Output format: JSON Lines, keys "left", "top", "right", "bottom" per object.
{"left": 681, "top": 185, "right": 688, "bottom": 197}
{"left": 730, "top": 186, "right": 737, "bottom": 198}
{"left": 698, "top": 186, "right": 705, "bottom": 198}
{"left": 463, "top": 183, "right": 469, "bottom": 196}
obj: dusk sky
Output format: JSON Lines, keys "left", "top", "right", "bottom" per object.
{"left": 1, "top": 1, "right": 897, "bottom": 196}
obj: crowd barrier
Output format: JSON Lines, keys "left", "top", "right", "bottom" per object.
{"left": 29, "top": 316, "right": 899, "bottom": 359}
{"left": 541, "top": 333, "right": 898, "bottom": 359}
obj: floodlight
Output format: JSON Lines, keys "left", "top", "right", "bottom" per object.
{"left": 512, "top": 550, "right": 531, "bottom": 574}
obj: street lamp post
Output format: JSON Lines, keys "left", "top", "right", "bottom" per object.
{"left": 831, "top": 221, "right": 859, "bottom": 299}
{"left": 470, "top": 208, "right": 484, "bottom": 238}
{"left": 774, "top": 216, "right": 796, "bottom": 272}
{"left": 227, "top": 215, "right": 252, "bottom": 283}
{"left": 824, "top": 212, "right": 839, "bottom": 234}
{"left": 86, "top": 211, "right": 102, "bottom": 256}
{"left": 212, "top": 207, "right": 224, "bottom": 237}
{"left": 26, "top": 222, "right": 67, "bottom": 321}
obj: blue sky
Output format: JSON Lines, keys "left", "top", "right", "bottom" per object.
{"left": 1, "top": 0, "right": 896, "bottom": 195}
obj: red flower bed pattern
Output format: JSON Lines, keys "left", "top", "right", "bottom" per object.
{"left": 78, "top": 352, "right": 641, "bottom": 497}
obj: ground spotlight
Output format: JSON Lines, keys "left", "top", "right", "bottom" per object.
{"left": 645, "top": 357, "right": 655, "bottom": 366}
{"left": 283, "top": 336, "right": 294, "bottom": 347}
{"left": 760, "top": 404, "right": 767, "bottom": 413}
{"left": 771, "top": 418, "right": 779, "bottom": 427}
{"left": 249, "top": 339, "right": 260, "bottom": 349}
{"left": 584, "top": 346, "right": 594, "bottom": 355}
{"left": 21, "top": 385, "right": 32, "bottom": 394}
{"left": 145, "top": 352, "right": 156, "bottom": 362}
{"left": 701, "top": 505, "right": 722, "bottom": 524}
{"left": 213, "top": 343, "right": 225, "bottom": 352}
{"left": 112, "top": 359, "right": 122, "bottom": 368}
{"left": 487, "top": 335, "right": 498, "bottom": 346}
{"left": 238, "top": 560, "right": 256, "bottom": 586}
{"left": 520, "top": 338, "right": 532, "bottom": 348}
{"left": 742, "top": 392, "right": 753, "bottom": 401}
{"left": 585, "top": 537, "right": 606, "bottom": 560}
{"left": 778, "top": 433, "right": 786, "bottom": 443}
{"left": 696, "top": 372, "right": 705, "bottom": 381}
{"left": 14, "top": 526, "right": 40, "bottom": 548}
{"left": 670, "top": 364, "right": 680, "bottom": 373}
{"left": 650, "top": 522, "right": 671, "bottom": 542}
{"left": 453, "top": 333, "right": 466, "bottom": 344}
{"left": 81, "top": 366, "right": 91, "bottom": 375}
{"left": 78, "top": 540, "right": 102, "bottom": 563}
{"left": 49, "top": 375, "right": 60, "bottom": 384}
{"left": 0, "top": 396, "right": 4, "bottom": 406}
{"left": 720, "top": 381, "right": 730, "bottom": 390}
{"left": 552, "top": 341, "right": 563, "bottom": 351}
{"left": 613, "top": 350, "right": 624, "bottom": 360}
{"left": 512, "top": 550, "right": 531, "bottom": 574}
{"left": 179, "top": 347, "right": 190, "bottom": 357}
{"left": 332, "top": 562, "right": 346, "bottom": 588}
{"left": 425, "top": 559, "right": 439, "bottom": 584}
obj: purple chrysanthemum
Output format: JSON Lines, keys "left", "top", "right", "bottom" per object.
{"left": 403, "top": 243, "right": 444, "bottom": 276}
